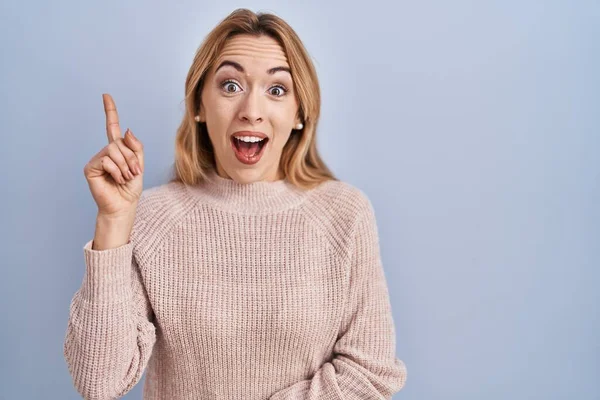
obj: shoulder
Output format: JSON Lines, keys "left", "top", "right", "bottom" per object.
{"left": 135, "top": 181, "right": 189, "bottom": 218}
{"left": 129, "top": 181, "right": 199, "bottom": 262}
{"left": 300, "top": 178, "right": 376, "bottom": 251}
{"left": 305, "top": 178, "right": 373, "bottom": 216}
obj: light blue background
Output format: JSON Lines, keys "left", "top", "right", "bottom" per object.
{"left": 0, "top": 1, "right": 598, "bottom": 399}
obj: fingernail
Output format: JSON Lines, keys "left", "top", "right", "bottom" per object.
{"left": 127, "top": 128, "right": 137, "bottom": 141}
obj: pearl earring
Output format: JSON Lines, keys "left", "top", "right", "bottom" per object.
{"left": 194, "top": 115, "right": 200, "bottom": 122}
{"left": 295, "top": 123, "right": 303, "bottom": 130}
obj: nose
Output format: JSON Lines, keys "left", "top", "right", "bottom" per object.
{"left": 237, "top": 88, "right": 263, "bottom": 124}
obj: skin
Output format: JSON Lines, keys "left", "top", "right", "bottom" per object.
{"left": 197, "top": 34, "right": 302, "bottom": 183}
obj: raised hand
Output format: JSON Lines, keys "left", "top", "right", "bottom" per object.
{"left": 83, "top": 93, "right": 145, "bottom": 218}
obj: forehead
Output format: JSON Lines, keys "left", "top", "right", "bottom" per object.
{"left": 213, "top": 34, "right": 289, "bottom": 75}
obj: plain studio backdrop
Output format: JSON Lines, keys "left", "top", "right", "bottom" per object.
{"left": 0, "top": 1, "right": 598, "bottom": 399}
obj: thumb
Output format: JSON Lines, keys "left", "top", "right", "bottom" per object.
{"left": 125, "top": 128, "right": 144, "bottom": 172}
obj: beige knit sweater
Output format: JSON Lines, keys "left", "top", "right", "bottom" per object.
{"left": 63, "top": 169, "right": 407, "bottom": 399}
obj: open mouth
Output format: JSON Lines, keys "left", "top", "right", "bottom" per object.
{"left": 230, "top": 136, "right": 269, "bottom": 164}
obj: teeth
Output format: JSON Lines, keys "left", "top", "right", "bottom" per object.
{"left": 234, "top": 136, "right": 265, "bottom": 143}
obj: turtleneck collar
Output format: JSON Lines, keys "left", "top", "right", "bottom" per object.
{"left": 184, "top": 168, "right": 310, "bottom": 214}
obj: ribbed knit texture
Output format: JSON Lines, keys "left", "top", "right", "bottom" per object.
{"left": 63, "top": 169, "right": 407, "bottom": 399}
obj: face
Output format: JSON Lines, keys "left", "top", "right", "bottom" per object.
{"left": 198, "top": 34, "right": 301, "bottom": 183}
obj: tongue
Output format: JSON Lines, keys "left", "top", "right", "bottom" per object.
{"left": 237, "top": 141, "right": 260, "bottom": 157}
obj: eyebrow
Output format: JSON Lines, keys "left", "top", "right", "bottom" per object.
{"left": 215, "top": 60, "right": 291, "bottom": 76}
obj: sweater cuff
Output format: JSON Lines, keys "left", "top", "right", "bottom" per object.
{"left": 80, "top": 238, "right": 134, "bottom": 303}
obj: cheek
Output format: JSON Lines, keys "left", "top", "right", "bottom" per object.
{"left": 205, "top": 104, "right": 236, "bottom": 141}
{"left": 202, "top": 88, "right": 233, "bottom": 122}
{"left": 268, "top": 110, "right": 295, "bottom": 150}
{"left": 207, "top": 98, "right": 234, "bottom": 122}
{"left": 271, "top": 130, "right": 292, "bottom": 152}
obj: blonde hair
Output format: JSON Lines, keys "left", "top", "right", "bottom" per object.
{"left": 168, "top": 8, "right": 337, "bottom": 190}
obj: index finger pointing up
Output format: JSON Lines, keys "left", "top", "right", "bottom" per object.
{"left": 102, "top": 93, "right": 122, "bottom": 143}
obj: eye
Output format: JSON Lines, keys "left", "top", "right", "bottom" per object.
{"left": 220, "top": 79, "right": 288, "bottom": 98}
{"left": 221, "top": 79, "right": 241, "bottom": 94}
{"left": 269, "top": 84, "right": 288, "bottom": 97}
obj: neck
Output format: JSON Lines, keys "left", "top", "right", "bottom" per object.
{"left": 185, "top": 168, "right": 309, "bottom": 215}
{"left": 215, "top": 163, "right": 284, "bottom": 183}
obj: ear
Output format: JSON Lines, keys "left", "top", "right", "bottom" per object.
{"left": 197, "top": 105, "right": 205, "bottom": 122}
{"left": 294, "top": 111, "right": 303, "bottom": 127}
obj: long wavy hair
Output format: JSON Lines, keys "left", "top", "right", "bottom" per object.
{"left": 168, "top": 8, "right": 337, "bottom": 190}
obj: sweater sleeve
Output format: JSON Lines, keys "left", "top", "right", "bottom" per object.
{"left": 63, "top": 238, "right": 157, "bottom": 399}
{"left": 270, "top": 198, "right": 408, "bottom": 400}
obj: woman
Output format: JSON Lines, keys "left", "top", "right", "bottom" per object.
{"left": 64, "top": 8, "right": 407, "bottom": 400}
